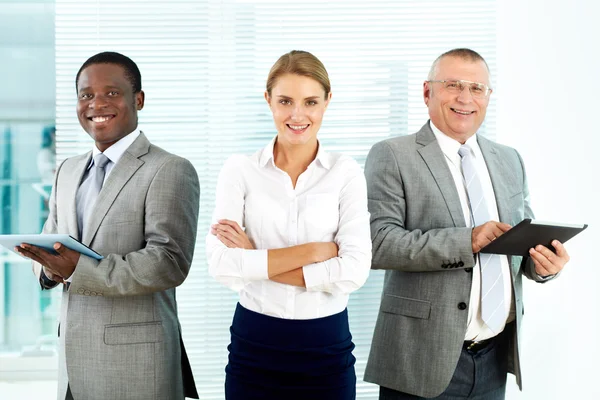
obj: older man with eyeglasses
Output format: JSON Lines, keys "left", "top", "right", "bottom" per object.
{"left": 363, "top": 48, "right": 570, "bottom": 399}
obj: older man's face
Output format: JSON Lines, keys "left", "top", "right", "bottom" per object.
{"left": 424, "top": 56, "right": 491, "bottom": 143}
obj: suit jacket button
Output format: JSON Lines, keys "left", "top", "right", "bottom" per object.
{"left": 458, "top": 302, "right": 467, "bottom": 310}
{"left": 465, "top": 267, "right": 473, "bottom": 273}
{"left": 458, "top": 261, "right": 465, "bottom": 267}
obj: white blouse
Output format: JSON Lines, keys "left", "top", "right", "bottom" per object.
{"left": 206, "top": 138, "right": 372, "bottom": 320}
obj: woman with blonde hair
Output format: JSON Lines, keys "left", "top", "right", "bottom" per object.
{"left": 206, "top": 50, "right": 371, "bottom": 400}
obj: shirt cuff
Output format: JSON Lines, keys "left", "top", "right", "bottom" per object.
{"left": 241, "top": 249, "right": 269, "bottom": 281}
{"left": 536, "top": 273, "right": 555, "bottom": 281}
{"left": 64, "top": 265, "right": 78, "bottom": 283}
{"left": 303, "top": 262, "right": 328, "bottom": 292}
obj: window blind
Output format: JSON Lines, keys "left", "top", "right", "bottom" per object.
{"left": 55, "top": 1, "right": 496, "bottom": 398}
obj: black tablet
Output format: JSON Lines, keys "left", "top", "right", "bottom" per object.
{"left": 480, "top": 219, "right": 587, "bottom": 256}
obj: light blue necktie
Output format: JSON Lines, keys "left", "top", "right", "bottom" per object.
{"left": 459, "top": 144, "right": 505, "bottom": 335}
{"left": 77, "top": 153, "right": 110, "bottom": 240}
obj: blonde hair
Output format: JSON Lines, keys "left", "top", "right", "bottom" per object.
{"left": 266, "top": 50, "right": 331, "bottom": 99}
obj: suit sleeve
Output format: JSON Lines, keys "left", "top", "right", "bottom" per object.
{"left": 205, "top": 156, "right": 268, "bottom": 292}
{"left": 32, "top": 160, "right": 65, "bottom": 290}
{"left": 302, "top": 160, "right": 372, "bottom": 294}
{"left": 365, "top": 141, "right": 475, "bottom": 272}
{"left": 68, "top": 157, "right": 200, "bottom": 296}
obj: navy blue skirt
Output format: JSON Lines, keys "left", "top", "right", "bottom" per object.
{"left": 225, "top": 303, "right": 356, "bottom": 400}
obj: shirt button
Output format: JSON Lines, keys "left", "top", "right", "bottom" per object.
{"left": 458, "top": 302, "right": 467, "bottom": 310}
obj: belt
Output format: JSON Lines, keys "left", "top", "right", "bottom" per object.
{"left": 463, "top": 337, "right": 495, "bottom": 354}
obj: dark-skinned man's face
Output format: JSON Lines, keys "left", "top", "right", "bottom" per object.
{"left": 76, "top": 63, "right": 144, "bottom": 152}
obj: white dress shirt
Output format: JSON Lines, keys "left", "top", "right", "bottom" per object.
{"left": 88, "top": 129, "right": 141, "bottom": 182}
{"left": 75, "top": 128, "right": 141, "bottom": 230}
{"left": 206, "top": 138, "right": 372, "bottom": 320}
{"left": 430, "top": 122, "right": 513, "bottom": 341}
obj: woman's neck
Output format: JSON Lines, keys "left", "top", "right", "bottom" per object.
{"left": 273, "top": 137, "right": 318, "bottom": 188}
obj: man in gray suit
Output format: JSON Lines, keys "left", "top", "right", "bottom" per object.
{"left": 363, "top": 48, "right": 570, "bottom": 399}
{"left": 18, "top": 52, "right": 200, "bottom": 400}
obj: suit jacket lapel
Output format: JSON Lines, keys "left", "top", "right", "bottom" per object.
{"left": 82, "top": 132, "right": 150, "bottom": 245}
{"left": 416, "top": 122, "right": 466, "bottom": 228}
{"left": 66, "top": 153, "right": 92, "bottom": 238}
{"left": 477, "top": 135, "right": 516, "bottom": 225}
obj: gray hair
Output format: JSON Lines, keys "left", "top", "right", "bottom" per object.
{"left": 427, "top": 48, "right": 491, "bottom": 81}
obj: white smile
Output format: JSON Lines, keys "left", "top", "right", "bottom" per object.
{"left": 288, "top": 124, "right": 309, "bottom": 131}
{"left": 451, "top": 108, "right": 475, "bottom": 115}
{"left": 90, "top": 115, "right": 114, "bottom": 123}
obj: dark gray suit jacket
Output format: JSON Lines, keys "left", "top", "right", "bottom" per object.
{"left": 33, "top": 133, "right": 200, "bottom": 400}
{"left": 363, "top": 122, "right": 548, "bottom": 397}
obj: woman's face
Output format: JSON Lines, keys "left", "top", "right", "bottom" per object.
{"left": 265, "top": 73, "right": 331, "bottom": 147}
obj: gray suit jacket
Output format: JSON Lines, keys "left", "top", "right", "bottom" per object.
{"left": 363, "top": 122, "right": 548, "bottom": 397}
{"left": 33, "top": 133, "right": 200, "bottom": 400}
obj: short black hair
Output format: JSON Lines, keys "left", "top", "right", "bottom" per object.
{"left": 75, "top": 51, "right": 142, "bottom": 93}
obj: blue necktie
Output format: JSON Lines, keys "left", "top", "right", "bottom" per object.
{"left": 77, "top": 153, "right": 110, "bottom": 240}
{"left": 459, "top": 144, "right": 505, "bottom": 335}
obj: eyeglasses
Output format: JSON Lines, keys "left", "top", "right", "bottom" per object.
{"left": 428, "top": 79, "right": 492, "bottom": 98}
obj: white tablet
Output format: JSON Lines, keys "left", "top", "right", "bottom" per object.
{"left": 0, "top": 234, "right": 103, "bottom": 260}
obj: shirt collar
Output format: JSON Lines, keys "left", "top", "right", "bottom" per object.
{"left": 89, "top": 129, "right": 141, "bottom": 168}
{"left": 258, "top": 136, "right": 332, "bottom": 170}
{"left": 429, "top": 121, "right": 482, "bottom": 160}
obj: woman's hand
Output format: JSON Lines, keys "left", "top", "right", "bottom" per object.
{"left": 211, "top": 219, "right": 255, "bottom": 249}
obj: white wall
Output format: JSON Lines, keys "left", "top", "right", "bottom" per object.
{"left": 497, "top": 1, "right": 600, "bottom": 398}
